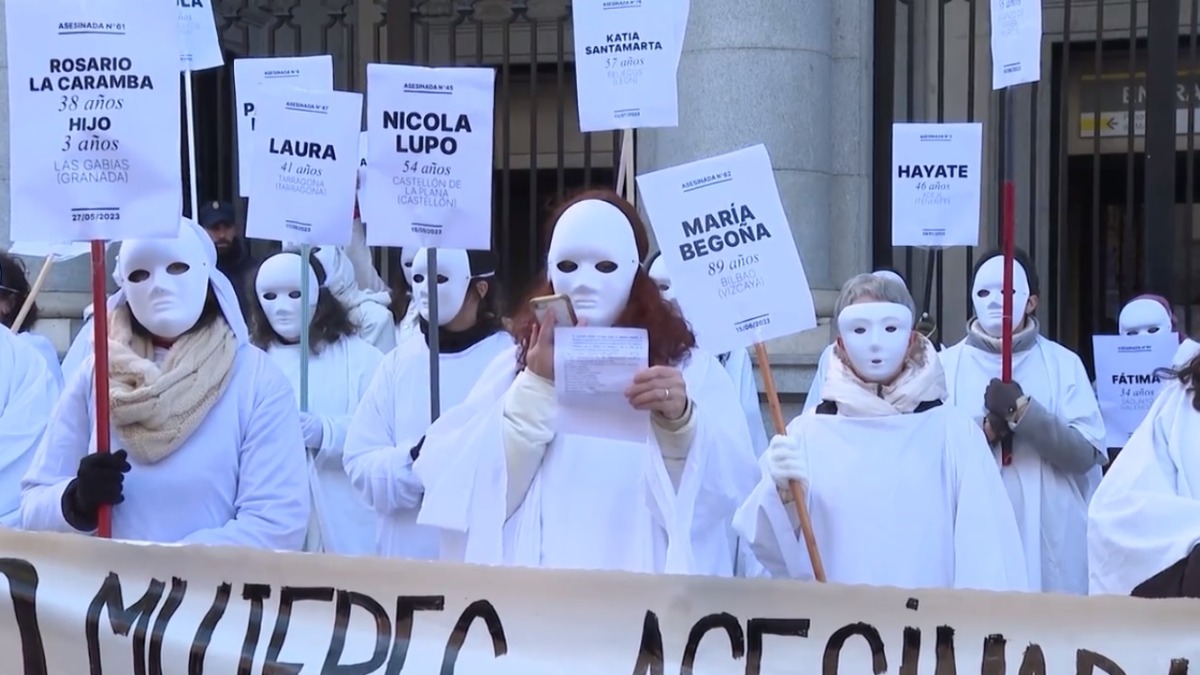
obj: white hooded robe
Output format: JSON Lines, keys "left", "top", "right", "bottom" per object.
{"left": 0, "top": 325, "right": 59, "bottom": 528}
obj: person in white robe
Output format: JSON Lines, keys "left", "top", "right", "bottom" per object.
{"left": 803, "top": 269, "right": 919, "bottom": 413}
{"left": 645, "top": 250, "right": 768, "bottom": 456}
{"left": 390, "top": 247, "right": 421, "bottom": 347}
{"left": 1087, "top": 354, "right": 1200, "bottom": 597}
{"left": 412, "top": 191, "right": 760, "bottom": 575}
{"left": 344, "top": 248, "right": 512, "bottom": 559}
{"left": 303, "top": 244, "right": 396, "bottom": 354}
{"left": 0, "top": 252, "right": 64, "bottom": 388}
{"left": 734, "top": 273, "right": 1028, "bottom": 590}
{"left": 21, "top": 219, "right": 309, "bottom": 549}
{"left": 940, "top": 248, "right": 1105, "bottom": 594}
{"left": 1118, "top": 294, "right": 1200, "bottom": 368}
{"left": 0, "top": 323, "right": 59, "bottom": 527}
{"left": 249, "top": 252, "right": 383, "bottom": 555}
{"left": 347, "top": 215, "right": 389, "bottom": 294}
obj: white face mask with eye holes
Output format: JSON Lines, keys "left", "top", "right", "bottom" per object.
{"left": 647, "top": 255, "right": 676, "bottom": 305}
{"left": 400, "top": 248, "right": 418, "bottom": 289}
{"left": 412, "top": 248, "right": 472, "bottom": 326}
{"left": 836, "top": 301, "right": 914, "bottom": 383}
{"left": 118, "top": 228, "right": 211, "bottom": 340}
{"left": 971, "top": 256, "right": 1031, "bottom": 338}
{"left": 1118, "top": 298, "right": 1172, "bottom": 336}
{"left": 255, "top": 253, "right": 319, "bottom": 342}
{"left": 547, "top": 199, "right": 639, "bottom": 328}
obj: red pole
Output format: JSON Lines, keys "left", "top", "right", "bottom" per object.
{"left": 90, "top": 240, "right": 113, "bottom": 538}
{"left": 1000, "top": 180, "right": 1016, "bottom": 466}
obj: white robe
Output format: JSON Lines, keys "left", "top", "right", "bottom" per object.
{"left": 802, "top": 344, "right": 834, "bottom": 414}
{"left": 1088, "top": 380, "right": 1200, "bottom": 595}
{"left": 61, "top": 317, "right": 94, "bottom": 385}
{"left": 392, "top": 301, "right": 420, "bottom": 349}
{"left": 1174, "top": 338, "right": 1200, "bottom": 368}
{"left": 413, "top": 345, "right": 760, "bottom": 575}
{"left": 17, "top": 332, "right": 63, "bottom": 389}
{"left": 723, "top": 348, "right": 769, "bottom": 457}
{"left": 0, "top": 325, "right": 60, "bottom": 528}
{"left": 733, "top": 406, "right": 1029, "bottom": 591}
{"left": 266, "top": 336, "right": 383, "bottom": 556}
{"left": 344, "top": 331, "right": 513, "bottom": 559}
{"left": 941, "top": 336, "right": 1106, "bottom": 593}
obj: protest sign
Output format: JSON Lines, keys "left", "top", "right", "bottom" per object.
{"left": 572, "top": 0, "right": 681, "bottom": 132}
{"left": 363, "top": 64, "right": 495, "bottom": 250}
{"left": 990, "top": 0, "right": 1042, "bottom": 89}
{"left": 5, "top": 0, "right": 182, "bottom": 243}
{"left": 891, "top": 123, "right": 983, "bottom": 247}
{"left": 245, "top": 88, "right": 363, "bottom": 245}
{"left": 637, "top": 144, "right": 816, "bottom": 354}
{"left": 178, "top": 0, "right": 223, "bottom": 72}
{"left": 356, "top": 131, "right": 375, "bottom": 224}
{"left": 233, "top": 55, "right": 333, "bottom": 197}
{"left": 0, "top": 530, "right": 1197, "bottom": 673}
{"left": 1092, "top": 332, "right": 1179, "bottom": 447}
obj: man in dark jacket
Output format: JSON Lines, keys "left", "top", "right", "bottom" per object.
{"left": 198, "top": 200, "right": 257, "bottom": 318}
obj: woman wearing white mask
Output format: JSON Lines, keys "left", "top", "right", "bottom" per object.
{"left": 249, "top": 251, "right": 383, "bottom": 556}
{"left": 734, "top": 274, "right": 1028, "bottom": 590}
{"left": 1118, "top": 294, "right": 1200, "bottom": 368}
{"left": 20, "top": 220, "right": 309, "bottom": 549}
{"left": 307, "top": 245, "right": 396, "bottom": 354}
{"left": 645, "top": 250, "right": 768, "bottom": 457}
{"left": 389, "top": 247, "right": 421, "bottom": 347}
{"left": 413, "top": 191, "right": 759, "bottom": 575}
{"left": 940, "top": 248, "right": 1105, "bottom": 594}
{"left": 1088, "top": 353, "right": 1200, "bottom": 597}
{"left": 344, "top": 248, "right": 510, "bottom": 559}
{"left": 0, "top": 323, "right": 59, "bottom": 528}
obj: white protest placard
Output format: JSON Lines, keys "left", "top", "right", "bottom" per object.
{"left": 178, "top": 0, "right": 223, "bottom": 72}
{"left": 364, "top": 64, "right": 495, "bottom": 250}
{"left": 637, "top": 144, "right": 817, "bottom": 354}
{"left": 233, "top": 55, "right": 333, "bottom": 197}
{"left": 891, "top": 123, "right": 983, "bottom": 247}
{"left": 1, "top": 529, "right": 1197, "bottom": 672}
{"left": 6, "top": 240, "right": 93, "bottom": 260}
{"left": 572, "top": 0, "right": 680, "bottom": 132}
{"left": 990, "top": 0, "right": 1042, "bottom": 89}
{"left": 1092, "top": 332, "right": 1179, "bottom": 448}
{"left": 6, "top": 0, "right": 182, "bottom": 243}
{"left": 244, "top": 89, "right": 363, "bottom": 246}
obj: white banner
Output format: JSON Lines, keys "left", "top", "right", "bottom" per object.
{"left": 1092, "top": 332, "right": 1180, "bottom": 448}
{"left": 245, "top": 88, "right": 363, "bottom": 245}
{"left": 0, "top": 530, "right": 1195, "bottom": 673}
{"left": 571, "top": 0, "right": 682, "bottom": 132}
{"left": 178, "top": 0, "right": 223, "bottom": 72}
{"left": 637, "top": 144, "right": 816, "bottom": 354}
{"left": 891, "top": 123, "right": 983, "bottom": 248}
{"left": 990, "top": 0, "right": 1042, "bottom": 89}
{"left": 364, "top": 64, "right": 495, "bottom": 250}
{"left": 6, "top": 0, "right": 182, "bottom": 243}
{"left": 233, "top": 55, "right": 334, "bottom": 197}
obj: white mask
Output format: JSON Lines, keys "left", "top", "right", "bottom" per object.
{"left": 118, "top": 228, "right": 211, "bottom": 340}
{"left": 547, "top": 199, "right": 639, "bottom": 327}
{"left": 412, "top": 248, "right": 472, "bottom": 326}
{"left": 837, "top": 302, "right": 914, "bottom": 383}
{"left": 255, "top": 253, "right": 319, "bottom": 342}
{"left": 971, "top": 256, "right": 1031, "bottom": 338}
{"left": 647, "top": 255, "right": 675, "bottom": 304}
{"left": 400, "top": 248, "right": 418, "bottom": 289}
{"left": 1118, "top": 298, "right": 1172, "bottom": 336}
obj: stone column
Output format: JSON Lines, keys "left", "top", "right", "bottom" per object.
{"left": 638, "top": 0, "right": 873, "bottom": 420}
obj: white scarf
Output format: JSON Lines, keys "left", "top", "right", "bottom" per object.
{"left": 820, "top": 336, "right": 948, "bottom": 417}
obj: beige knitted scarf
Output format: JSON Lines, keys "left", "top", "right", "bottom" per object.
{"left": 107, "top": 304, "right": 237, "bottom": 464}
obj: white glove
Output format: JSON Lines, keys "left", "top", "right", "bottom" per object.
{"left": 766, "top": 434, "right": 808, "bottom": 491}
{"left": 299, "top": 412, "right": 324, "bottom": 450}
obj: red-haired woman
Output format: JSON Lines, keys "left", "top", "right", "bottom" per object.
{"left": 412, "top": 190, "right": 759, "bottom": 575}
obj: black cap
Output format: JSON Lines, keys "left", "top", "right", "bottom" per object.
{"left": 198, "top": 200, "right": 236, "bottom": 229}
{"left": 467, "top": 250, "right": 496, "bottom": 278}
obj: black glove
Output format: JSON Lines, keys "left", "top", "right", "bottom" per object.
{"left": 984, "top": 378, "right": 1024, "bottom": 419}
{"left": 62, "top": 450, "right": 130, "bottom": 532}
{"left": 985, "top": 412, "right": 1012, "bottom": 444}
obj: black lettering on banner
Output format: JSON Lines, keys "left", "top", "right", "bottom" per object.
{"left": 823, "top": 623, "right": 887, "bottom": 675}
{"left": 677, "top": 204, "right": 772, "bottom": 261}
{"left": 85, "top": 573, "right": 166, "bottom": 675}
{"left": 895, "top": 164, "right": 970, "bottom": 179}
{"left": 745, "top": 618, "right": 809, "bottom": 675}
{"left": 680, "top": 613, "right": 744, "bottom": 674}
{"left": 0, "top": 558, "right": 47, "bottom": 675}
{"left": 383, "top": 112, "right": 472, "bottom": 156}
{"left": 1019, "top": 644, "right": 1046, "bottom": 675}
{"left": 322, "top": 591, "right": 391, "bottom": 673}
{"left": 263, "top": 587, "right": 334, "bottom": 674}
{"left": 148, "top": 578, "right": 187, "bottom": 675}
{"left": 188, "top": 582, "right": 232, "bottom": 675}
{"left": 899, "top": 627, "right": 921, "bottom": 675}
{"left": 384, "top": 596, "right": 445, "bottom": 674}
{"left": 237, "top": 584, "right": 272, "bottom": 675}
{"left": 1077, "top": 649, "right": 1126, "bottom": 675}
{"left": 439, "top": 600, "right": 507, "bottom": 674}
{"left": 934, "top": 626, "right": 956, "bottom": 674}
{"left": 980, "top": 634, "right": 1007, "bottom": 675}
{"left": 630, "top": 611, "right": 665, "bottom": 675}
